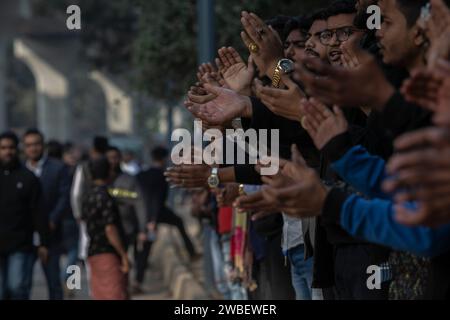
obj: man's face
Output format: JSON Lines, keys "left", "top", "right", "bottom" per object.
{"left": 0, "top": 138, "right": 17, "bottom": 165}
{"left": 106, "top": 150, "right": 121, "bottom": 171}
{"left": 376, "top": 0, "right": 418, "bottom": 67}
{"left": 284, "top": 29, "right": 308, "bottom": 62}
{"left": 326, "top": 13, "right": 362, "bottom": 66}
{"left": 305, "top": 20, "right": 328, "bottom": 60}
{"left": 23, "top": 134, "right": 44, "bottom": 162}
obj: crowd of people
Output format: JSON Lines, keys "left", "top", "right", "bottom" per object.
{"left": 166, "top": 0, "right": 450, "bottom": 300}
{"left": 0, "top": 130, "right": 197, "bottom": 300}
{"left": 1, "top": 0, "right": 450, "bottom": 301}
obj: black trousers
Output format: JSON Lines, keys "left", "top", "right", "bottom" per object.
{"left": 334, "top": 244, "right": 389, "bottom": 300}
{"left": 134, "top": 207, "right": 196, "bottom": 284}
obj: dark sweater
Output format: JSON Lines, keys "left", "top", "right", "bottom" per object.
{"left": 0, "top": 160, "right": 49, "bottom": 254}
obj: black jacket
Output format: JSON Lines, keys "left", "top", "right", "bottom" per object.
{"left": 0, "top": 160, "right": 49, "bottom": 254}
{"left": 136, "top": 167, "right": 168, "bottom": 224}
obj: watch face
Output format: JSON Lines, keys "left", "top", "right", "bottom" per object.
{"left": 280, "top": 59, "right": 294, "bottom": 74}
{"left": 208, "top": 175, "right": 219, "bottom": 188}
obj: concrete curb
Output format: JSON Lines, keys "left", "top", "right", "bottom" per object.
{"left": 152, "top": 226, "right": 209, "bottom": 300}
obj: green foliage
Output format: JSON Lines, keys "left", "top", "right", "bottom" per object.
{"left": 133, "top": 0, "right": 332, "bottom": 100}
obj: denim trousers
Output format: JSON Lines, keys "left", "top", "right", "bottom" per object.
{"left": 0, "top": 251, "right": 35, "bottom": 300}
{"left": 288, "top": 244, "right": 316, "bottom": 300}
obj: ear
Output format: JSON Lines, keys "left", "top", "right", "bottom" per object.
{"left": 412, "top": 24, "right": 428, "bottom": 48}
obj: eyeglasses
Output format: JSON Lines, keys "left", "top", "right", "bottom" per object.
{"left": 319, "top": 27, "right": 364, "bottom": 45}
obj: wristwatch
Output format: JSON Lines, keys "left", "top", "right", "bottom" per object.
{"left": 207, "top": 167, "right": 220, "bottom": 188}
{"left": 272, "top": 58, "right": 295, "bottom": 88}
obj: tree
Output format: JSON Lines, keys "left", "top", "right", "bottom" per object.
{"left": 133, "top": 0, "right": 332, "bottom": 100}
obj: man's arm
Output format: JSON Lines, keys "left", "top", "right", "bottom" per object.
{"left": 49, "top": 165, "right": 71, "bottom": 225}
{"left": 70, "top": 165, "right": 85, "bottom": 220}
{"left": 322, "top": 132, "right": 390, "bottom": 200}
{"left": 31, "top": 177, "right": 49, "bottom": 248}
{"left": 131, "top": 177, "right": 149, "bottom": 232}
{"left": 322, "top": 188, "right": 450, "bottom": 258}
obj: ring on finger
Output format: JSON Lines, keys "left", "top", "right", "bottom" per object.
{"left": 248, "top": 42, "right": 259, "bottom": 53}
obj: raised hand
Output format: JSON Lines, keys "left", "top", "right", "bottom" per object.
{"left": 216, "top": 47, "right": 255, "bottom": 95}
{"left": 401, "top": 59, "right": 450, "bottom": 112}
{"left": 383, "top": 127, "right": 450, "bottom": 227}
{"left": 185, "top": 83, "right": 252, "bottom": 126}
{"left": 340, "top": 43, "right": 361, "bottom": 69}
{"left": 233, "top": 189, "right": 279, "bottom": 219}
{"left": 259, "top": 145, "right": 327, "bottom": 219}
{"left": 165, "top": 164, "right": 212, "bottom": 189}
{"left": 295, "top": 54, "right": 395, "bottom": 111}
{"left": 240, "top": 11, "right": 284, "bottom": 79}
{"left": 254, "top": 74, "right": 306, "bottom": 123}
{"left": 301, "top": 98, "right": 348, "bottom": 150}
{"left": 426, "top": 0, "right": 450, "bottom": 68}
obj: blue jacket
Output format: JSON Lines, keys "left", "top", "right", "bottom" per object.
{"left": 321, "top": 136, "right": 450, "bottom": 258}
{"left": 39, "top": 158, "right": 71, "bottom": 225}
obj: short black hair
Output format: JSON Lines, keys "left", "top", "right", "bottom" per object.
{"left": 0, "top": 131, "right": 19, "bottom": 147}
{"left": 46, "top": 140, "right": 63, "bottom": 159}
{"left": 265, "top": 15, "right": 292, "bottom": 41}
{"left": 151, "top": 146, "right": 169, "bottom": 162}
{"left": 107, "top": 145, "right": 122, "bottom": 155}
{"left": 63, "top": 142, "right": 74, "bottom": 153}
{"left": 23, "top": 128, "right": 44, "bottom": 142}
{"left": 92, "top": 136, "right": 109, "bottom": 154}
{"left": 283, "top": 16, "right": 313, "bottom": 41}
{"left": 325, "top": 0, "right": 357, "bottom": 19}
{"left": 396, "top": 0, "right": 429, "bottom": 27}
{"left": 309, "top": 8, "right": 329, "bottom": 22}
{"left": 89, "top": 156, "right": 110, "bottom": 181}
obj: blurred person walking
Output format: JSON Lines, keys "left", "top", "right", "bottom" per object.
{"left": 47, "top": 141, "right": 81, "bottom": 298}
{"left": 82, "top": 157, "right": 129, "bottom": 300}
{"left": 105, "top": 146, "right": 148, "bottom": 293}
{"left": 23, "top": 129, "right": 71, "bottom": 300}
{"left": 134, "top": 146, "right": 198, "bottom": 292}
{"left": 120, "top": 149, "right": 141, "bottom": 176}
{"left": 0, "top": 131, "right": 49, "bottom": 300}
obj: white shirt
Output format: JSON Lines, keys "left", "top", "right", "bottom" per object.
{"left": 26, "top": 156, "right": 46, "bottom": 178}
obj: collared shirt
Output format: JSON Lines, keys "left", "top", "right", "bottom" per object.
{"left": 26, "top": 156, "right": 47, "bottom": 178}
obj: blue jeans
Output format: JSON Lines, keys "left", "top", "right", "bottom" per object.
{"left": 34, "top": 247, "right": 63, "bottom": 300}
{"left": 288, "top": 244, "right": 314, "bottom": 300}
{"left": 0, "top": 251, "right": 35, "bottom": 300}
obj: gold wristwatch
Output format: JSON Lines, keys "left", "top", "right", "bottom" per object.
{"left": 272, "top": 58, "right": 295, "bottom": 88}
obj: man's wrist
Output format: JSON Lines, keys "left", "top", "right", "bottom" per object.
{"left": 265, "top": 58, "right": 282, "bottom": 80}
{"left": 241, "top": 96, "right": 253, "bottom": 118}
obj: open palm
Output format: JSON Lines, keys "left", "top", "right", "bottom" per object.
{"left": 197, "top": 86, "right": 249, "bottom": 126}
{"left": 222, "top": 62, "right": 253, "bottom": 93}
{"left": 217, "top": 47, "right": 254, "bottom": 95}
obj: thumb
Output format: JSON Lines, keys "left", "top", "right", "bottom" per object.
{"left": 281, "top": 73, "right": 296, "bottom": 90}
{"left": 333, "top": 105, "right": 344, "bottom": 119}
{"left": 291, "top": 144, "right": 306, "bottom": 166}
{"left": 203, "top": 83, "right": 222, "bottom": 96}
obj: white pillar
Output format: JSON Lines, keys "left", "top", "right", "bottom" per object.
{"left": 13, "top": 38, "right": 69, "bottom": 140}
{"left": 90, "top": 71, "right": 133, "bottom": 135}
